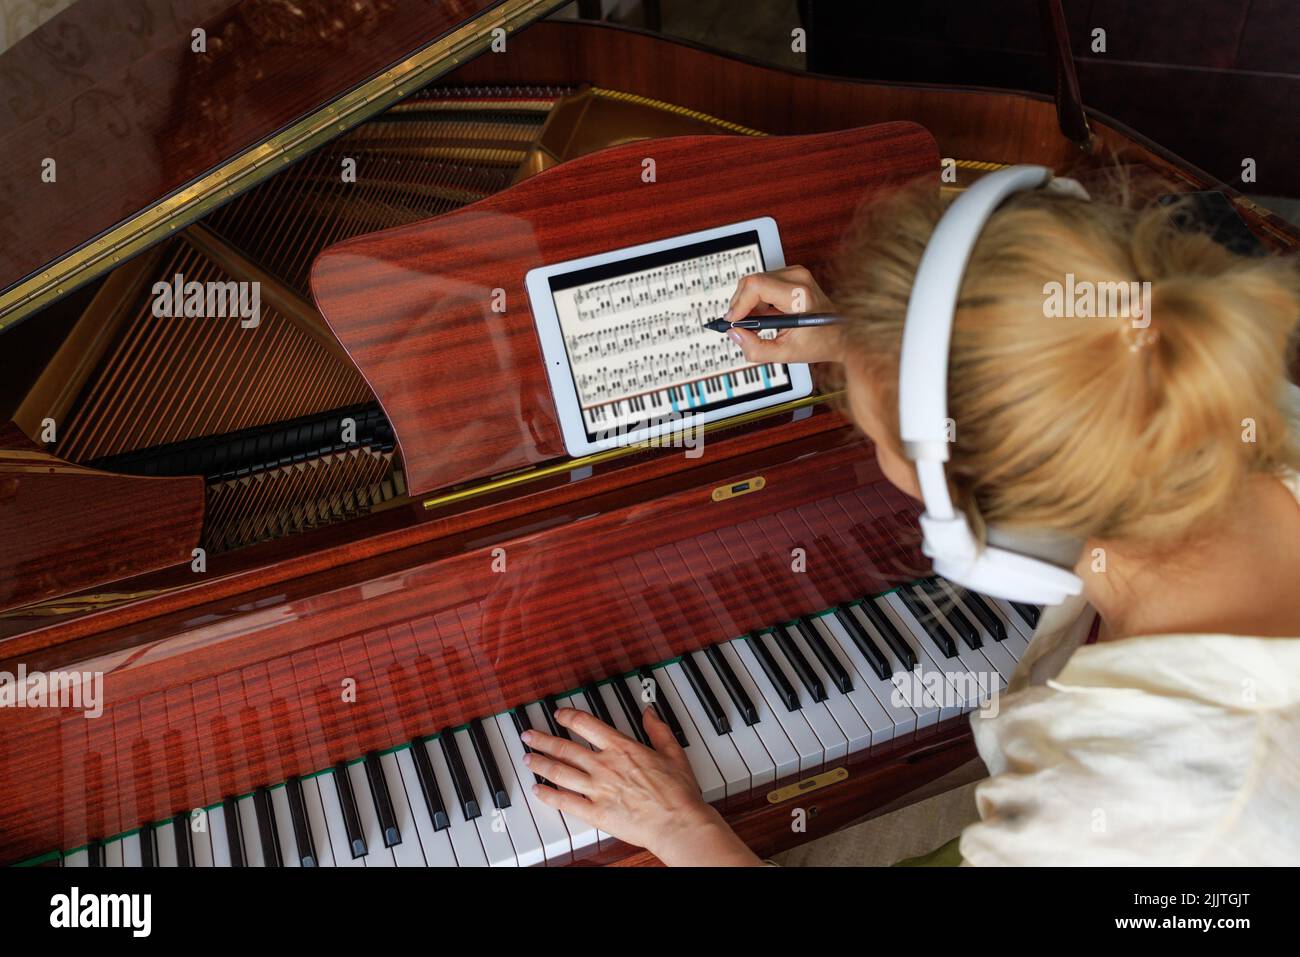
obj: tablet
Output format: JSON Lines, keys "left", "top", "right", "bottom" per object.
{"left": 526, "top": 217, "right": 814, "bottom": 457}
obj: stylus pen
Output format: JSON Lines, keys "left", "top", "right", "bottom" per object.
{"left": 704, "top": 312, "right": 843, "bottom": 333}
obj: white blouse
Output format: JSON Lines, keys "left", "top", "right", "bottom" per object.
{"left": 958, "top": 468, "right": 1300, "bottom": 866}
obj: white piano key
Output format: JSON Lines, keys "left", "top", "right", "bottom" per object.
{"left": 877, "top": 594, "right": 967, "bottom": 721}
{"left": 121, "top": 832, "right": 143, "bottom": 867}
{"left": 346, "top": 761, "right": 395, "bottom": 866}
{"left": 208, "top": 803, "right": 233, "bottom": 867}
{"left": 454, "top": 727, "right": 518, "bottom": 867}
{"left": 897, "top": 589, "right": 994, "bottom": 711}
{"left": 634, "top": 671, "right": 727, "bottom": 804}
{"left": 378, "top": 751, "right": 428, "bottom": 867}
{"left": 755, "top": 630, "right": 849, "bottom": 762}
{"left": 316, "top": 770, "right": 364, "bottom": 867}
{"left": 425, "top": 737, "right": 488, "bottom": 867}
{"left": 728, "top": 637, "right": 824, "bottom": 775}
{"left": 714, "top": 641, "right": 801, "bottom": 780}
{"left": 63, "top": 848, "right": 89, "bottom": 867}
{"left": 296, "top": 778, "right": 333, "bottom": 867}
{"left": 493, "top": 711, "right": 575, "bottom": 863}
{"left": 523, "top": 701, "right": 598, "bottom": 852}
{"left": 393, "top": 747, "right": 457, "bottom": 867}
{"left": 688, "top": 650, "right": 776, "bottom": 787}
{"left": 269, "top": 784, "right": 301, "bottom": 867}
{"left": 814, "top": 612, "right": 919, "bottom": 737}
{"left": 105, "top": 837, "right": 123, "bottom": 867}
{"left": 155, "top": 821, "right": 178, "bottom": 867}
{"left": 191, "top": 810, "right": 215, "bottom": 867}
{"left": 556, "top": 694, "right": 612, "bottom": 847}
{"left": 784, "top": 624, "right": 875, "bottom": 753}
{"left": 932, "top": 586, "right": 1020, "bottom": 691}
{"left": 845, "top": 603, "right": 942, "bottom": 729}
{"left": 595, "top": 683, "right": 640, "bottom": 743}
{"left": 236, "top": 795, "right": 264, "bottom": 867}
{"left": 990, "top": 597, "right": 1034, "bottom": 654}
{"left": 476, "top": 716, "right": 545, "bottom": 867}
{"left": 663, "top": 662, "right": 750, "bottom": 798}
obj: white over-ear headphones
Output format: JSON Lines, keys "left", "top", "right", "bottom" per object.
{"left": 898, "top": 164, "right": 1085, "bottom": 605}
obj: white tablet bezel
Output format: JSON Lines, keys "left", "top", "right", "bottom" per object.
{"left": 525, "top": 216, "right": 813, "bottom": 458}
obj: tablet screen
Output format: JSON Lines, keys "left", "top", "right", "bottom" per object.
{"left": 547, "top": 230, "right": 795, "bottom": 442}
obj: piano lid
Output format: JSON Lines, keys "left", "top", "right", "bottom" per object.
{"left": 0, "top": 0, "right": 567, "bottom": 333}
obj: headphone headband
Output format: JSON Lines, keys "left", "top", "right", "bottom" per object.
{"left": 897, "top": 165, "right": 1084, "bottom": 606}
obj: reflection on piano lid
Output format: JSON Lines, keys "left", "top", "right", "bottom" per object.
{"left": 34, "top": 579, "right": 1037, "bottom": 868}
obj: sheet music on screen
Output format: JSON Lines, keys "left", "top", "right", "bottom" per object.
{"left": 548, "top": 231, "right": 794, "bottom": 441}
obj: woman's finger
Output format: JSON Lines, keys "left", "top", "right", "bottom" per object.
{"left": 554, "top": 707, "right": 631, "bottom": 751}
{"left": 726, "top": 272, "right": 806, "bottom": 320}
{"left": 520, "top": 727, "right": 598, "bottom": 772}
{"left": 532, "top": 783, "right": 598, "bottom": 822}
{"left": 523, "top": 752, "right": 594, "bottom": 794}
{"left": 641, "top": 706, "right": 692, "bottom": 773}
{"left": 727, "top": 327, "right": 798, "bottom": 364}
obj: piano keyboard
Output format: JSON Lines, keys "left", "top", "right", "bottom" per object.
{"left": 42, "top": 579, "right": 1040, "bottom": 868}
{"left": 582, "top": 363, "right": 789, "bottom": 433}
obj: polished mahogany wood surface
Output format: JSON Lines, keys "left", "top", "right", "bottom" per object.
{"left": 453, "top": 21, "right": 1300, "bottom": 250}
{"left": 0, "top": 446, "right": 203, "bottom": 614}
{"left": 0, "top": 429, "right": 926, "bottom": 862}
{"left": 311, "top": 122, "right": 939, "bottom": 495}
{"left": 0, "top": 0, "right": 525, "bottom": 294}
{"left": 0, "top": 404, "right": 851, "bottom": 652}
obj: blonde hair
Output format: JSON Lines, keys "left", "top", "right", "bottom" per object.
{"left": 832, "top": 176, "right": 1300, "bottom": 548}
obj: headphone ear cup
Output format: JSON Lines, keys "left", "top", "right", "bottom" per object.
{"left": 932, "top": 545, "right": 1083, "bottom": 605}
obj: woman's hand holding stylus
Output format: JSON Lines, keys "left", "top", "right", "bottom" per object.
{"left": 725, "top": 266, "right": 844, "bottom": 364}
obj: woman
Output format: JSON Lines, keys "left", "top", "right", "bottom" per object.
{"left": 520, "top": 178, "right": 1300, "bottom": 866}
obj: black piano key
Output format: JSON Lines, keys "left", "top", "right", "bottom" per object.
{"left": 87, "top": 840, "right": 104, "bottom": 868}
{"left": 1011, "top": 601, "right": 1041, "bottom": 628}
{"left": 637, "top": 668, "right": 689, "bottom": 748}
{"left": 332, "top": 762, "right": 368, "bottom": 858}
{"left": 747, "top": 632, "right": 799, "bottom": 711}
{"left": 772, "top": 626, "right": 826, "bottom": 702}
{"left": 223, "top": 796, "right": 246, "bottom": 866}
{"left": 410, "top": 738, "right": 451, "bottom": 830}
{"left": 439, "top": 731, "right": 480, "bottom": 821}
{"left": 285, "top": 777, "right": 317, "bottom": 867}
{"left": 857, "top": 599, "right": 917, "bottom": 670}
{"left": 703, "top": 644, "right": 758, "bottom": 725}
{"left": 510, "top": 707, "right": 547, "bottom": 784}
{"left": 540, "top": 696, "right": 571, "bottom": 740}
{"left": 918, "top": 579, "right": 981, "bottom": 649}
{"left": 363, "top": 752, "right": 401, "bottom": 847}
{"left": 581, "top": 684, "right": 616, "bottom": 728}
{"left": 794, "top": 617, "right": 853, "bottom": 693}
{"left": 679, "top": 653, "right": 730, "bottom": 735}
{"left": 468, "top": 719, "right": 511, "bottom": 811}
{"left": 833, "top": 606, "right": 891, "bottom": 680}
{"left": 172, "top": 812, "right": 192, "bottom": 867}
{"left": 139, "top": 823, "right": 155, "bottom": 867}
{"left": 609, "top": 678, "right": 653, "bottom": 746}
{"left": 955, "top": 588, "right": 1007, "bottom": 641}
{"left": 898, "top": 585, "right": 957, "bottom": 658}
{"left": 252, "top": 787, "right": 282, "bottom": 867}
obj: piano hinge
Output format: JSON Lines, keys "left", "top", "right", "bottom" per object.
{"left": 766, "top": 767, "right": 849, "bottom": 804}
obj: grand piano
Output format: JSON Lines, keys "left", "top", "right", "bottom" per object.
{"left": 2, "top": 0, "right": 1296, "bottom": 868}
